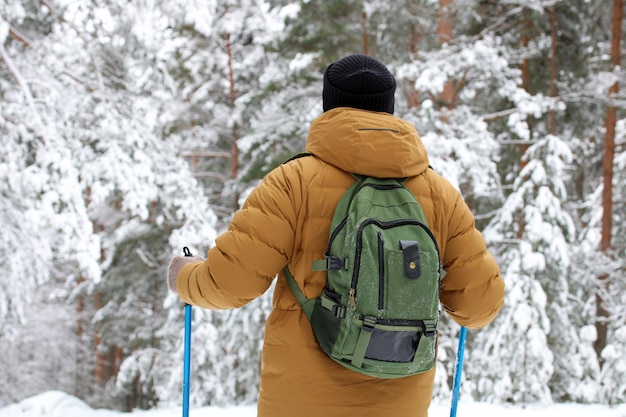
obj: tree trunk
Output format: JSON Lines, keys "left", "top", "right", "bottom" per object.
{"left": 438, "top": 0, "right": 455, "bottom": 110}
{"left": 113, "top": 346, "right": 124, "bottom": 378}
{"left": 548, "top": 5, "right": 558, "bottom": 135}
{"left": 520, "top": 8, "right": 531, "bottom": 93}
{"left": 519, "top": 7, "right": 532, "bottom": 163}
{"left": 594, "top": 0, "right": 623, "bottom": 363}
{"left": 362, "top": 9, "right": 369, "bottom": 55}
{"left": 75, "top": 275, "right": 85, "bottom": 397}
{"left": 94, "top": 292, "right": 105, "bottom": 386}
{"left": 437, "top": 0, "right": 453, "bottom": 44}
{"left": 516, "top": 7, "right": 534, "bottom": 238}
{"left": 225, "top": 32, "right": 239, "bottom": 209}
{"left": 405, "top": 1, "right": 421, "bottom": 109}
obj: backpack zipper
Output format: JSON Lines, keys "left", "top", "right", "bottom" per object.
{"left": 378, "top": 232, "right": 385, "bottom": 311}
{"left": 351, "top": 218, "right": 440, "bottom": 305}
{"left": 358, "top": 314, "right": 424, "bottom": 326}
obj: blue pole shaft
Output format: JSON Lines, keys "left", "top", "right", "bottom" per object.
{"left": 183, "top": 303, "right": 192, "bottom": 417}
{"left": 182, "top": 245, "right": 194, "bottom": 417}
{"left": 450, "top": 326, "right": 467, "bottom": 417}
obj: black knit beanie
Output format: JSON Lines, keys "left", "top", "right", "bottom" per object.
{"left": 323, "top": 54, "right": 396, "bottom": 114}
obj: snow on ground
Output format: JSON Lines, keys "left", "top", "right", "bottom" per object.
{"left": 1, "top": 391, "right": 625, "bottom": 417}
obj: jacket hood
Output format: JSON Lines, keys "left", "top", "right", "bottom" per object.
{"left": 305, "top": 108, "right": 430, "bottom": 178}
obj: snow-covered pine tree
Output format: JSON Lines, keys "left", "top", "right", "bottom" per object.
{"left": 565, "top": 0, "right": 626, "bottom": 404}
{"left": 472, "top": 134, "right": 577, "bottom": 404}
{"left": 574, "top": 119, "right": 626, "bottom": 405}
{"left": 126, "top": 0, "right": 278, "bottom": 407}
{"left": 599, "top": 327, "right": 626, "bottom": 404}
{"left": 0, "top": 0, "right": 218, "bottom": 408}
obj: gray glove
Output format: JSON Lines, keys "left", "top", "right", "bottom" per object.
{"left": 167, "top": 255, "right": 204, "bottom": 294}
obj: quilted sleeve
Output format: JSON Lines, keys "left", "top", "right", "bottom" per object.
{"left": 176, "top": 164, "right": 300, "bottom": 309}
{"left": 439, "top": 191, "right": 505, "bottom": 329}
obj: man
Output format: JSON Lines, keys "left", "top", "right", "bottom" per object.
{"left": 168, "top": 54, "right": 504, "bottom": 417}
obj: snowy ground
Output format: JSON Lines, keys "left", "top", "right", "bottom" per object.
{"left": 1, "top": 391, "right": 625, "bottom": 417}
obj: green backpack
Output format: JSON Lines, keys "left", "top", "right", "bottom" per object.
{"left": 284, "top": 173, "right": 445, "bottom": 379}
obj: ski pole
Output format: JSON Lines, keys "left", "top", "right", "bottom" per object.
{"left": 450, "top": 326, "right": 467, "bottom": 417}
{"left": 182, "top": 247, "right": 193, "bottom": 417}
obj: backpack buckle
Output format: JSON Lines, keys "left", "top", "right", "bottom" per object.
{"left": 331, "top": 304, "right": 347, "bottom": 319}
{"left": 422, "top": 320, "right": 437, "bottom": 337}
{"left": 328, "top": 257, "right": 347, "bottom": 270}
{"left": 312, "top": 257, "right": 348, "bottom": 271}
{"left": 362, "top": 315, "right": 377, "bottom": 331}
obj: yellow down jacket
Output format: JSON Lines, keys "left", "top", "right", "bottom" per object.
{"left": 176, "top": 107, "right": 505, "bottom": 417}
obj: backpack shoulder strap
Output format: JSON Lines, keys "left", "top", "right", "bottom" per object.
{"left": 283, "top": 266, "right": 316, "bottom": 319}
{"left": 283, "top": 151, "right": 314, "bottom": 164}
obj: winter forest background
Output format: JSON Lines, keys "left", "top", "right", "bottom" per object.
{"left": 1, "top": 0, "right": 625, "bottom": 412}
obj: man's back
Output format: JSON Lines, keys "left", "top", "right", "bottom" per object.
{"left": 253, "top": 108, "right": 504, "bottom": 416}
